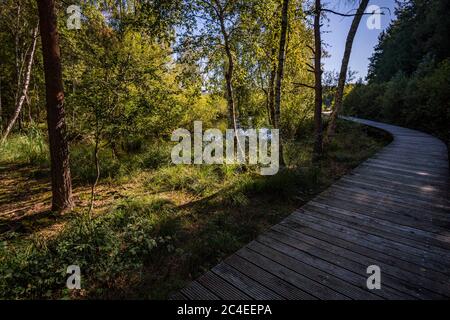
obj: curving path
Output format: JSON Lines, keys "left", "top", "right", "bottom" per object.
{"left": 173, "top": 118, "right": 450, "bottom": 300}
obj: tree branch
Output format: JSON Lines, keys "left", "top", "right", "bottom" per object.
{"left": 293, "top": 82, "right": 315, "bottom": 89}
{"left": 321, "top": 7, "right": 388, "bottom": 17}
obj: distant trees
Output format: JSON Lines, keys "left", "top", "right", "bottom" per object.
{"left": 0, "top": 0, "right": 40, "bottom": 142}
{"left": 367, "top": 0, "right": 450, "bottom": 83}
{"left": 344, "top": 0, "right": 450, "bottom": 151}
{"left": 37, "top": 0, "right": 73, "bottom": 212}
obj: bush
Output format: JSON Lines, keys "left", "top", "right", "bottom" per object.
{"left": 146, "top": 165, "right": 224, "bottom": 197}
{"left": 0, "top": 126, "right": 49, "bottom": 166}
{"left": 0, "top": 196, "right": 176, "bottom": 299}
{"left": 344, "top": 59, "right": 450, "bottom": 146}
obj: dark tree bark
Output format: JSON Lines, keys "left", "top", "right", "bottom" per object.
{"left": 37, "top": 0, "right": 74, "bottom": 213}
{"left": 1, "top": 25, "right": 38, "bottom": 143}
{"left": 312, "top": 0, "right": 323, "bottom": 160}
{"left": 325, "top": 0, "right": 369, "bottom": 142}
{"left": 274, "top": 0, "right": 289, "bottom": 166}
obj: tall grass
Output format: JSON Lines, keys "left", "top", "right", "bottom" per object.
{"left": 0, "top": 127, "right": 49, "bottom": 166}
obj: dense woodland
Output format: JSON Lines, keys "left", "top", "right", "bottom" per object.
{"left": 344, "top": 0, "right": 450, "bottom": 150}
{"left": 0, "top": 0, "right": 445, "bottom": 299}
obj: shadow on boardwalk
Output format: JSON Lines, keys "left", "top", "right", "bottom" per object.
{"left": 174, "top": 117, "right": 450, "bottom": 300}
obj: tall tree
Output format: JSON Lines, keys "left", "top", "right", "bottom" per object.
{"left": 187, "top": 0, "right": 241, "bottom": 131}
{"left": 215, "top": 0, "right": 239, "bottom": 132}
{"left": 37, "top": 0, "right": 73, "bottom": 212}
{"left": 312, "top": 0, "right": 323, "bottom": 159}
{"left": 325, "top": 0, "right": 369, "bottom": 142}
{"left": 0, "top": 77, "right": 2, "bottom": 133}
{"left": 273, "top": 0, "right": 289, "bottom": 166}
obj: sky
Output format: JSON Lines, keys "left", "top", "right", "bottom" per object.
{"left": 321, "top": 0, "right": 397, "bottom": 81}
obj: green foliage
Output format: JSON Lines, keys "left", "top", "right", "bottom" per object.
{"left": 146, "top": 165, "right": 227, "bottom": 197}
{"left": 345, "top": 59, "right": 450, "bottom": 144}
{"left": 0, "top": 196, "right": 176, "bottom": 299}
{"left": 368, "top": 0, "right": 450, "bottom": 83}
{"left": 70, "top": 140, "right": 173, "bottom": 183}
{"left": 0, "top": 126, "right": 48, "bottom": 166}
{"left": 347, "top": 0, "right": 450, "bottom": 145}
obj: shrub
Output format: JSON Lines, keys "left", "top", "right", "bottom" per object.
{"left": 0, "top": 126, "right": 49, "bottom": 166}
{"left": 344, "top": 59, "right": 450, "bottom": 146}
{"left": 0, "top": 196, "right": 176, "bottom": 299}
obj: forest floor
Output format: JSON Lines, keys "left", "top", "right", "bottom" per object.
{"left": 0, "top": 120, "right": 392, "bottom": 299}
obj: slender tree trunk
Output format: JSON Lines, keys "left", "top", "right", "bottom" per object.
{"left": 0, "top": 77, "right": 2, "bottom": 133}
{"left": 1, "top": 25, "right": 38, "bottom": 143}
{"left": 217, "top": 10, "right": 238, "bottom": 132}
{"left": 88, "top": 123, "right": 101, "bottom": 219}
{"left": 37, "top": 0, "right": 74, "bottom": 213}
{"left": 274, "top": 0, "right": 289, "bottom": 166}
{"left": 14, "top": 3, "right": 21, "bottom": 107}
{"left": 325, "top": 0, "right": 369, "bottom": 142}
{"left": 268, "top": 62, "right": 277, "bottom": 126}
{"left": 224, "top": 47, "right": 237, "bottom": 129}
{"left": 312, "top": 0, "right": 323, "bottom": 160}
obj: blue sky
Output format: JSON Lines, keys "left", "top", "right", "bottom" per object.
{"left": 321, "top": 0, "right": 397, "bottom": 80}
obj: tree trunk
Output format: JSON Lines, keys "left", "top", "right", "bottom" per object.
{"left": 274, "top": 0, "right": 289, "bottom": 166}
{"left": 1, "top": 25, "right": 38, "bottom": 143}
{"left": 0, "top": 77, "right": 2, "bottom": 133}
{"left": 37, "top": 0, "right": 74, "bottom": 213}
{"left": 312, "top": 0, "right": 323, "bottom": 160}
{"left": 325, "top": 0, "right": 369, "bottom": 142}
{"left": 217, "top": 10, "right": 238, "bottom": 131}
{"left": 268, "top": 62, "right": 277, "bottom": 126}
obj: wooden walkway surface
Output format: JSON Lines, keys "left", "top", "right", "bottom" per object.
{"left": 174, "top": 118, "right": 450, "bottom": 300}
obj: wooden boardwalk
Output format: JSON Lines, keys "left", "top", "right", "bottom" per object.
{"left": 174, "top": 118, "right": 450, "bottom": 300}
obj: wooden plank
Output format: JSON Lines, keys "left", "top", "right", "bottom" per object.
{"left": 306, "top": 200, "right": 450, "bottom": 250}
{"left": 337, "top": 178, "right": 450, "bottom": 209}
{"left": 286, "top": 213, "right": 450, "bottom": 275}
{"left": 277, "top": 219, "right": 450, "bottom": 286}
{"left": 212, "top": 263, "right": 284, "bottom": 300}
{"left": 196, "top": 271, "right": 251, "bottom": 300}
{"left": 270, "top": 224, "right": 450, "bottom": 296}
{"left": 331, "top": 183, "right": 450, "bottom": 216}
{"left": 354, "top": 164, "right": 449, "bottom": 186}
{"left": 317, "top": 189, "right": 450, "bottom": 232}
{"left": 247, "top": 240, "right": 383, "bottom": 300}
{"left": 176, "top": 117, "right": 450, "bottom": 300}
{"left": 346, "top": 172, "right": 449, "bottom": 198}
{"left": 302, "top": 202, "right": 450, "bottom": 255}
{"left": 181, "top": 281, "right": 220, "bottom": 300}
{"left": 366, "top": 159, "right": 448, "bottom": 175}
{"left": 236, "top": 245, "right": 350, "bottom": 300}
{"left": 341, "top": 175, "right": 450, "bottom": 204}
{"left": 223, "top": 254, "right": 316, "bottom": 300}
{"left": 169, "top": 291, "right": 188, "bottom": 300}
{"left": 253, "top": 235, "right": 409, "bottom": 300}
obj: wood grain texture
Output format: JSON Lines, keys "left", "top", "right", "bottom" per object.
{"left": 174, "top": 117, "right": 450, "bottom": 300}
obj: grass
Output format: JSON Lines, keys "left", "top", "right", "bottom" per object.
{"left": 0, "top": 120, "right": 391, "bottom": 299}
